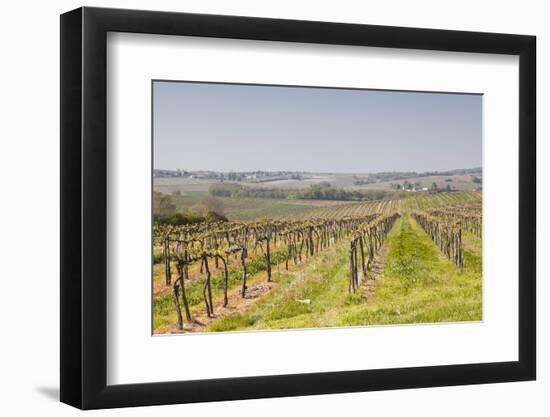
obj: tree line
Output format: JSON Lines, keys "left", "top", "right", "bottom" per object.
{"left": 153, "top": 191, "right": 227, "bottom": 225}
{"left": 209, "top": 182, "right": 392, "bottom": 201}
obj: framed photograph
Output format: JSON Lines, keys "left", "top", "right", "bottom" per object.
{"left": 60, "top": 6, "right": 536, "bottom": 409}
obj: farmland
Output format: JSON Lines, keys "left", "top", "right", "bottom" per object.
{"left": 153, "top": 172, "right": 481, "bottom": 222}
{"left": 152, "top": 189, "right": 482, "bottom": 334}
{"left": 155, "top": 172, "right": 481, "bottom": 195}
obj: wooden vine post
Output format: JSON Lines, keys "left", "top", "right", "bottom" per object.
{"left": 240, "top": 226, "right": 249, "bottom": 298}
{"left": 265, "top": 234, "right": 272, "bottom": 282}
{"left": 163, "top": 237, "right": 171, "bottom": 286}
{"left": 202, "top": 254, "right": 214, "bottom": 317}
{"left": 170, "top": 240, "right": 193, "bottom": 331}
{"left": 216, "top": 254, "right": 230, "bottom": 307}
{"left": 349, "top": 240, "right": 357, "bottom": 293}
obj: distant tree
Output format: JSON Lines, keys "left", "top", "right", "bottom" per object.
{"left": 205, "top": 211, "right": 228, "bottom": 223}
{"left": 153, "top": 192, "right": 210, "bottom": 225}
{"left": 431, "top": 182, "right": 438, "bottom": 191}
{"left": 472, "top": 176, "right": 482, "bottom": 184}
{"left": 209, "top": 182, "right": 243, "bottom": 197}
{"left": 161, "top": 212, "right": 208, "bottom": 225}
{"left": 153, "top": 191, "right": 176, "bottom": 219}
{"left": 191, "top": 196, "right": 225, "bottom": 216}
{"left": 445, "top": 184, "right": 451, "bottom": 192}
{"left": 445, "top": 178, "right": 453, "bottom": 182}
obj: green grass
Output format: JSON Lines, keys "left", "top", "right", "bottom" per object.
{"left": 206, "top": 213, "right": 482, "bottom": 332}
{"left": 339, "top": 213, "right": 482, "bottom": 325}
{"left": 462, "top": 231, "right": 482, "bottom": 257}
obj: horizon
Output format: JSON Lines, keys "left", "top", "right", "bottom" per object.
{"left": 153, "top": 167, "right": 482, "bottom": 175}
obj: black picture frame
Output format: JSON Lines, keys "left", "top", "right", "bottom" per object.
{"left": 60, "top": 6, "right": 536, "bottom": 410}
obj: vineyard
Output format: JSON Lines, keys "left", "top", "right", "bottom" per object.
{"left": 153, "top": 191, "right": 482, "bottom": 333}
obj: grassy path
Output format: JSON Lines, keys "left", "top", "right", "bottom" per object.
{"left": 339, "top": 213, "right": 481, "bottom": 326}
{"left": 462, "top": 231, "right": 482, "bottom": 257}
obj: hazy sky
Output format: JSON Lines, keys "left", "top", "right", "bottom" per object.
{"left": 153, "top": 81, "right": 482, "bottom": 173}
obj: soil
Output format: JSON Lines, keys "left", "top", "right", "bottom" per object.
{"left": 361, "top": 243, "right": 389, "bottom": 302}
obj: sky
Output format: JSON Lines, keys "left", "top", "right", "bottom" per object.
{"left": 153, "top": 81, "right": 482, "bottom": 173}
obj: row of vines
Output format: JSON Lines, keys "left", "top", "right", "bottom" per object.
{"left": 155, "top": 212, "right": 392, "bottom": 330}
{"left": 411, "top": 203, "right": 481, "bottom": 272}
{"left": 348, "top": 212, "right": 401, "bottom": 293}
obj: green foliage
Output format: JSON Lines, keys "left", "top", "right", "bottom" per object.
{"left": 190, "top": 195, "right": 225, "bottom": 216}
{"left": 153, "top": 191, "right": 228, "bottom": 225}
{"left": 205, "top": 211, "right": 229, "bottom": 222}
{"left": 209, "top": 182, "right": 244, "bottom": 197}
{"left": 154, "top": 191, "right": 201, "bottom": 224}
{"left": 155, "top": 211, "right": 209, "bottom": 226}
{"left": 209, "top": 182, "right": 392, "bottom": 202}
{"left": 153, "top": 191, "right": 176, "bottom": 218}
{"left": 152, "top": 251, "right": 164, "bottom": 265}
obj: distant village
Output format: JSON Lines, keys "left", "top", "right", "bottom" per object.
{"left": 388, "top": 181, "right": 448, "bottom": 192}
{"left": 153, "top": 169, "right": 308, "bottom": 183}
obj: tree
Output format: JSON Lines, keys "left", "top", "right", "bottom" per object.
{"left": 191, "top": 196, "right": 225, "bottom": 216}
{"left": 153, "top": 191, "right": 176, "bottom": 219}
{"left": 430, "top": 182, "right": 438, "bottom": 191}
{"left": 205, "top": 211, "right": 228, "bottom": 222}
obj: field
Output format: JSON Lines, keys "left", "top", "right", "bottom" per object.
{"left": 351, "top": 175, "right": 481, "bottom": 192}
{"left": 154, "top": 174, "right": 481, "bottom": 222}
{"left": 153, "top": 190, "right": 482, "bottom": 334}
{"left": 154, "top": 177, "right": 350, "bottom": 220}
{"left": 155, "top": 173, "right": 480, "bottom": 196}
